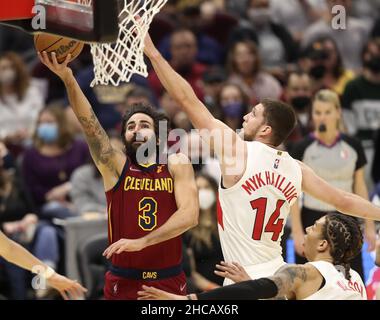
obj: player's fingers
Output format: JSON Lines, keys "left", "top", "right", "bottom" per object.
{"left": 63, "top": 53, "right": 72, "bottom": 66}
{"left": 42, "top": 51, "right": 53, "bottom": 67}
{"left": 216, "top": 263, "right": 235, "bottom": 273}
{"left": 60, "top": 290, "right": 69, "bottom": 300}
{"left": 232, "top": 262, "right": 243, "bottom": 271}
{"left": 51, "top": 52, "right": 59, "bottom": 67}
{"left": 214, "top": 270, "right": 229, "bottom": 278}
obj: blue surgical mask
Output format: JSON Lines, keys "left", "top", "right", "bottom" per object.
{"left": 37, "top": 123, "right": 59, "bottom": 143}
{"left": 222, "top": 102, "right": 246, "bottom": 118}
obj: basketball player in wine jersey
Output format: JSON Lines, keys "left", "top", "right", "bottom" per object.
{"left": 38, "top": 52, "right": 199, "bottom": 300}
{"left": 142, "top": 32, "right": 380, "bottom": 284}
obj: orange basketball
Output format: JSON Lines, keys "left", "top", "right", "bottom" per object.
{"left": 34, "top": 33, "right": 84, "bottom": 63}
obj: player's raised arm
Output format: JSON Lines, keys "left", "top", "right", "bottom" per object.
{"left": 38, "top": 52, "right": 125, "bottom": 190}
{"left": 143, "top": 33, "right": 247, "bottom": 180}
{"left": 299, "top": 161, "right": 380, "bottom": 221}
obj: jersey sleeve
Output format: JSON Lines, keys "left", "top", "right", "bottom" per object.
{"left": 341, "top": 134, "right": 367, "bottom": 170}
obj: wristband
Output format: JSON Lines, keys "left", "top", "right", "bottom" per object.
{"left": 43, "top": 266, "right": 56, "bottom": 279}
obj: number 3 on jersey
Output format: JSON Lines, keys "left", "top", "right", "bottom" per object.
{"left": 138, "top": 197, "right": 158, "bottom": 231}
{"left": 250, "top": 198, "right": 285, "bottom": 241}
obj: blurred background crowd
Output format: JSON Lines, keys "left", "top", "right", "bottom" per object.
{"left": 0, "top": 0, "right": 380, "bottom": 300}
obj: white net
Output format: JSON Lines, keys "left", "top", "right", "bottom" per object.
{"left": 90, "top": 0, "right": 168, "bottom": 87}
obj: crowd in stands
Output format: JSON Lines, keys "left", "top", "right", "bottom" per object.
{"left": 0, "top": 0, "right": 379, "bottom": 299}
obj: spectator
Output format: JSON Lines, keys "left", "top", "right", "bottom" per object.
{"left": 22, "top": 106, "right": 89, "bottom": 215}
{"left": 290, "top": 89, "right": 377, "bottom": 280}
{"left": 184, "top": 173, "right": 224, "bottom": 292}
{"left": 0, "top": 52, "right": 45, "bottom": 154}
{"left": 271, "top": 0, "right": 327, "bottom": 42}
{"left": 242, "top": 0, "right": 299, "bottom": 78}
{"left": 216, "top": 83, "right": 250, "bottom": 132}
{"left": 149, "top": 29, "right": 208, "bottom": 101}
{"left": 227, "top": 39, "right": 283, "bottom": 103}
{"left": 158, "top": 3, "right": 223, "bottom": 65}
{"left": 301, "top": 36, "right": 355, "bottom": 95}
{"left": 342, "top": 38, "right": 380, "bottom": 142}
{"left": 201, "top": 66, "right": 228, "bottom": 112}
{"left": 302, "top": 0, "right": 370, "bottom": 71}
{"left": 283, "top": 71, "right": 314, "bottom": 150}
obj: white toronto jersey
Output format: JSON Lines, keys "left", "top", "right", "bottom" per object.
{"left": 218, "top": 141, "right": 302, "bottom": 269}
{"left": 304, "top": 261, "right": 367, "bottom": 300}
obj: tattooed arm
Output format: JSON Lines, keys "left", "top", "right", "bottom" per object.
{"left": 38, "top": 52, "right": 125, "bottom": 190}
{"left": 138, "top": 263, "right": 323, "bottom": 300}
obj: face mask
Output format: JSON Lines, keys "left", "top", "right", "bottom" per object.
{"left": 248, "top": 8, "right": 271, "bottom": 27}
{"left": 0, "top": 68, "right": 16, "bottom": 85}
{"left": 309, "top": 65, "right": 327, "bottom": 80}
{"left": 318, "top": 123, "right": 327, "bottom": 133}
{"left": 198, "top": 188, "right": 216, "bottom": 210}
{"left": 37, "top": 123, "right": 59, "bottom": 143}
{"left": 365, "top": 56, "right": 380, "bottom": 73}
{"left": 291, "top": 96, "right": 311, "bottom": 111}
{"left": 222, "top": 102, "right": 246, "bottom": 118}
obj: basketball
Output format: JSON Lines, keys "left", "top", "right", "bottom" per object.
{"left": 34, "top": 33, "right": 84, "bottom": 63}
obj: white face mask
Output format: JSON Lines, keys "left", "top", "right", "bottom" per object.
{"left": 248, "top": 8, "right": 271, "bottom": 27}
{"left": 0, "top": 68, "right": 16, "bottom": 85}
{"left": 198, "top": 188, "right": 216, "bottom": 210}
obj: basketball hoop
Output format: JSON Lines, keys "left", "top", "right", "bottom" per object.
{"left": 89, "top": 0, "right": 169, "bottom": 87}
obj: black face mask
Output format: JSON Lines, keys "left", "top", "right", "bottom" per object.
{"left": 291, "top": 96, "right": 311, "bottom": 111}
{"left": 309, "top": 65, "right": 327, "bottom": 80}
{"left": 318, "top": 124, "right": 327, "bottom": 133}
{"left": 365, "top": 56, "right": 380, "bottom": 73}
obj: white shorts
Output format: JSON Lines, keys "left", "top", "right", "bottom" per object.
{"left": 223, "top": 255, "right": 286, "bottom": 286}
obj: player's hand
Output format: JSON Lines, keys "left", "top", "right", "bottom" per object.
{"left": 137, "top": 285, "right": 187, "bottom": 300}
{"left": 103, "top": 238, "right": 147, "bottom": 258}
{"left": 47, "top": 273, "right": 87, "bottom": 300}
{"left": 38, "top": 51, "right": 73, "bottom": 81}
{"left": 214, "top": 261, "right": 251, "bottom": 283}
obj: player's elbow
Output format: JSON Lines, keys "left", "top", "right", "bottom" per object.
{"left": 184, "top": 206, "right": 199, "bottom": 229}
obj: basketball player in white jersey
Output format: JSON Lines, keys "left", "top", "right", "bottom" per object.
{"left": 142, "top": 31, "right": 380, "bottom": 283}
{"left": 138, "top": 213, "right": 366, "bottom": 300}
{"left": 0, "top": 230, "right": 86, "bottom": 299}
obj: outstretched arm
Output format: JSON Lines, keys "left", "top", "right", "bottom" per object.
{"left": 38, "top": 52, "right": 125, "bottom": 190}
{"left": 138, "top": 264, "right": 314, "bottom": 300}
{"left": 300, "top": 161, "right": 380, "bottom": 221}
{"left": 103, "top": 153, "right": 198, "bottom": 258}
{"left": 0, "top": 231, "right": 87, "bottom": 299}
{"left": 143, "top": 33, "right": 247, "bottom": 184}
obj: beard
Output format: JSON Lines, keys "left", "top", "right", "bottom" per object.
{"left": 124, "top": 134, "right": 158, "bottom": 165}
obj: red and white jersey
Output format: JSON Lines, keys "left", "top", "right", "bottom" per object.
{"left": 217, "top": 141, "right": 302, "bottom": 271}
{"left": 304, "top": 261, "right": 367, "bottom": 300}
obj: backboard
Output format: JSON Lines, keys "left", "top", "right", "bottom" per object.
{"left": 0, "top": 0, "right": 119, "bottom": 43}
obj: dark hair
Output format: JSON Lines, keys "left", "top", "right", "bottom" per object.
{"left": 188, "top": 173, "right": 219, "bottom": 250}
{"left": 361, "top": 37, "right": 380, "bottom": 61}
{"left": 322, "top": 213, "right": 363, "bottom": 280}
{"left": 261, "top": 98, "right": 297, "bottom": 146}
{"left": 0, "top": 52, "right": 30, "bottom": 102}
{"left": 310, "top": 36, "right": 344, "bottom": 79}
{"left": 33, "top": 105, "right": 74, "bottom": 150}
{"left": 227, "top": 40, "right": 261, "bottom": 76}
{"left": 121, "top": 103, "right": 169, "bottom": 147}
